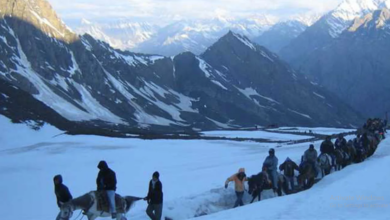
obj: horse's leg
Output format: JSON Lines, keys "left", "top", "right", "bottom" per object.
{"left": 309, "top": 177, "right": 314, "bottom": 188}
{"left": 258, "top": 190, "right": 262, "bottom": 201}
{"left": 277, "top": 181, "right": 282, "bottom": 196}
{"left": 250, "top": 192, "right": 256, "bottom": 204}
{"left": 277, "top": 187, "right": 282, "bottom": 197}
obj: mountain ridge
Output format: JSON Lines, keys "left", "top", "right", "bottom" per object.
{"left": 0, "top": 0, "right": 364, "bottom": 133}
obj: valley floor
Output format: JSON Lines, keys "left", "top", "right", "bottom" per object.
{"left": 0, "top": 116, "right": 388, "bottom": 220}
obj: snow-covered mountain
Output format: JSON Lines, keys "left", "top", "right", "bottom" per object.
{"left": 290, "top": 13, "right": 323, "bottom": 26}
{"left": 278, "top": 0, "right": 390, "bottom": 117}
{"left": 280, "top": 0, "right": 390, "bottom": 66}
{"left": 326, "top": 0, "right": 389, "bottom": 38}
{"left": 75, "top": 15, "right": 278, "bottom": 56}
{"left": 0, "top": 0, "right": 363, "bottom": 134}
{"left": 74, "top": 13, "right": 323, "bottom": 57}
{"left": 75, "top": 19, "right": 159, "bottom": 50}
{"left": 133, "top": 15, "right": 278, "bottom": 56}
{"left": 254, "top": 20, "right": 308, "bottom": 53}
{"left": 295, "top": 7, "right": 390, "bottom": 117}
{"left": 253, "top": 13, "right": 322, "bottom": 54}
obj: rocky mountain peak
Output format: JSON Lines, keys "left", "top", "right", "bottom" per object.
{"left": 349, "top": 7, "right": 390, "bottom": 31}
{"left": 0, "top": 0, "right": 77, "bottom": 43}
{"left": 210, "top": 31, "right": 258, "bottom": 51}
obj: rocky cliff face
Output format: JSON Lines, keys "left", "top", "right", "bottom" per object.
{"left": 0, "top": 0, "right": 76, "bottom": 43}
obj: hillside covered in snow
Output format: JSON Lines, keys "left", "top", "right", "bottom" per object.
{"left": 0, "top": 116, "right": 389, "bottom": 220}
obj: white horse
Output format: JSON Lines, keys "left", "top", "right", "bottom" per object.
{"left": 318, "top": 153, "right": 332, "bottom": 178}
{"left": 57, "top": 191, "right": 141, "bottom": 220}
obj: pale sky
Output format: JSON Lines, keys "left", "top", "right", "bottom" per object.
{"left": 47, "top": 0, "right": 343, "bottom": 27}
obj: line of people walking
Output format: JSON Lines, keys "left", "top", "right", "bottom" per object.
{"left": 54, "top": 118, "right": 387, "bottom": 216}
{"left": 224, "top": 120, "right": 386, "bottom": 208}
{"left": 54, "top": 160, "right": 163, "bottom": 220}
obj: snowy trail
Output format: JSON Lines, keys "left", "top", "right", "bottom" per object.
{"left": 0, "top": 116, "right": 388, "bottom": 220}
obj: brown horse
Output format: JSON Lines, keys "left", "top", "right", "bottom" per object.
{"left": 247, "top": 172, "right": 289, "bottom": 203}
{"left": 334, "top": 149, "right": 345, "bottom": 171}
{"left": 247, "top": 172, "right": 273, "bottom": 203}
{"left": 276, "top": 173, "right": 291, "bottom": 196}
{"left": 344, "top": 141, "right": 356, "bottom": 165}
{"left": 366, "top": 135, "right": 379, "bottom": 157}
{"left": 297, "top": 163, "right": 316, "bottom": 190}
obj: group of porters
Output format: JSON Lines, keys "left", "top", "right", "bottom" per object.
{"left": 54, "top": 118, "right": 387, "bottom": 220}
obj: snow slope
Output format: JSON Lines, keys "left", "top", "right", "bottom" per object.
{"left": 0, "top": 118, "right": 388, "bottom": 220}
{"left": 0, "top": 116, "right": 64, "bottom": 150}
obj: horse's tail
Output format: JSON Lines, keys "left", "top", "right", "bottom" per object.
{"left": 124, "top": 196, "right": 142, "bottom": 212}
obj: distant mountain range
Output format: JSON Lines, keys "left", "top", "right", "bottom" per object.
{"left": 75, "top": 14, "right": 321, "bottom": 56}
{"left": 0, "top": 0, "right": 362, "bottom": 134}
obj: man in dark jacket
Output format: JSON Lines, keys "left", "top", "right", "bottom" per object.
{"left": 96, "top": 161, "right": 117, "bottom": 219}
{"left": 144, "top": 171, "right": 163, "bottom": 220}
{"left": 279, "top": 157, "right": 299, "bottom": 190}
{"left": 320, "top": 136, "right": 335, "bottom": 166}
{"left": 54, "top": 175, "right": 73, "bottom": 208}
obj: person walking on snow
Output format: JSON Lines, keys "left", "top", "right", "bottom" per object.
{"left": 263, "top": 148, "right": 279, "bottom": 193}
{"left": 96, "top": 161, "right": 117, "bottom": 219}
{"left": 54, "top": 175, "right": 73, "bottom": 220}
{"left": 54, "top": 175, "right": 73, "bottom": 208}
{"left": 279, "top": 157, "right": 299, "bottom": 190}
{"left": 225, "top": 168, "right": 247, "bottom": 208}
{"left": 144, "top": 171, "right": 163, "bottom": 220}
